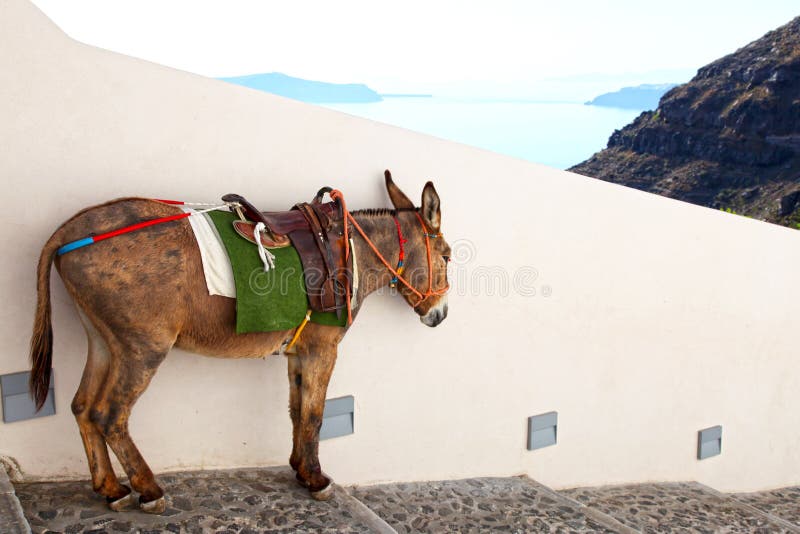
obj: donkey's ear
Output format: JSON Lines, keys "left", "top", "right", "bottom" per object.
{"left": 385, "top": 170, "right": 414, "bottom": 210}
{"left": 421, "top": 181, "right": 441, "bottom": 232}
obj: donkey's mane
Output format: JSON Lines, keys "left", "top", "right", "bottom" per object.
{"left": 351, "top": 207, "right": 418, "bottom": 217}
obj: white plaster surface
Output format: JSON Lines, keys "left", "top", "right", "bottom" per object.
{"left": 1, "top": 0, "right": 798, "bottom": 493}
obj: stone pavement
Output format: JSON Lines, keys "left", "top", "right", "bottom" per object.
{"left": 13, "top": 468, "right": 390, "bottom": 534}
{"left": 0, "top": 467, "right": 29, "bottom": 534}
{"left": 562, "top": 482, "right": 800, "bottom": 533}
{"left": 5, "top": 466, "right": 800, "bottom": 533}
{"left": 735, "top": 486, "right": 800, "bottom": 529}
{"left": 349, "top": 476, "right": 633, "bottom": 533}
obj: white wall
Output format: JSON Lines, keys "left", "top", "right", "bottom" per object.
{"left": 1, "top": 0, "right": 798, "bottom": 492}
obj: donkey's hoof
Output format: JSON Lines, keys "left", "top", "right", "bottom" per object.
{"left": 139, "top": 496, "right": 166, "bottom": 514}
{"left": 310, "top": 483, "right": 334, "bottom": 501}
{"left": 107, "top": 491, "right": 136, "bottom": 512}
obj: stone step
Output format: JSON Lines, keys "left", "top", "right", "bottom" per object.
{"left": 348, "top": 476, "right": 634, "bottom": 533}
{"left": 0, "top": 468, "right": 29, "bottom": 534}
{"left": 561, "top": 481, "right": 800, "bottom": 533}
{"left": 6, "top": 467, "right": 800, "bottom": 533}
{"left": 734, "top": 486, "right": 800, "bottom": 528}
{"left": 14, "top": 467, "right": 385, "bottom": 533}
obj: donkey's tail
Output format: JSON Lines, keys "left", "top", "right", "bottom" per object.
{"left": 29, "top": 233, "right": 60, "bottom": 411}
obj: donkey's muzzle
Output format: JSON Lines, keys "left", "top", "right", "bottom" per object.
{"left": 421, "top": 302, "right": 448, "bottom": 327}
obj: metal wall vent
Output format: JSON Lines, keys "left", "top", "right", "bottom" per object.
{"left": 1, "top": 369, "right": 55, "bottom": 423}
{"left": 527, "top": 411, "right": 557, "bottom": 450}
{"left": 698, "top": 425, "right": 722, "bottom": 460}
{"left": 320, "top": 395, "right": 354, "bottom": 440}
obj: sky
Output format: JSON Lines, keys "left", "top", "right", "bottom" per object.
{"left": 31, "top": 0, "right": 800, "bottom": 98}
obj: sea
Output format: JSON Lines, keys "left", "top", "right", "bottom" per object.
{"left": 322, "top": 97, "right": 642, "bottom": 170}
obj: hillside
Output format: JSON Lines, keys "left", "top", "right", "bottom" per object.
{"left": 570, "top": 17, "right": 800, "bottom": 227}
{"left": 220, "top": 72, "right": 382, "bottom": 103}
{"left": 585, "top": 83, "right": 677, "bottom": 110}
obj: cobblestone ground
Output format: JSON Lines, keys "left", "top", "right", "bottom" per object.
{"left": 349, "top": 476, "right": 628, "bottom": 533}
{"left": 14, "top": 467, "right": 381, "bottom": 534}
{"left": 0, "top": 467, "right": 28, "bottom": 534}
{"left": 561, "top": 482, "right": 800, "bottom": 533}
{"left": 0, "top": 492, "right": 29, "bottom": 534}
{"left": 10, "top": 469, "right": 800, "bottom": 533}
{"left": 735, "top": 486, "right": 800, "bottom": 527}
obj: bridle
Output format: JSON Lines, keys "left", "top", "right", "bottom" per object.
{"left": 329, "top": 190, "right": 450, "bottom": 325}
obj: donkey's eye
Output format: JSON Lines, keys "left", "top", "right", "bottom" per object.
{"left": 442, "top": 255, "right": 450, "bottom": 263}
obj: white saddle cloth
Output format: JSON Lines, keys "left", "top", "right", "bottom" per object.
{"left": 181, "top": 207, "right": 236, "bottom": 298}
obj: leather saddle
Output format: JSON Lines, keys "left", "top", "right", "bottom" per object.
{"left": 222, "top": 191, "right": 350, "bottom": 317}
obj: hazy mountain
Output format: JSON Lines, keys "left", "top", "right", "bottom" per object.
{"left": 370, "top": 69, "right": 695, "bottom": 102}
{"left": 220, "top": 72, "right": 382, "bottom": 103}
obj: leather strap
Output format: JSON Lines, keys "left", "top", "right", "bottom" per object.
{"left": 294, "top": 202, "right": 340, "bottom": 313}
{"left": 221, "top": 194, "right": 270, "bottom": 227}
{"left": 311, "top": 202, "right": 347, "bottom": 317}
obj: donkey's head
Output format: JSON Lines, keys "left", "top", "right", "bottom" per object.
{"left": 384, "top": 171, "right": 450, "bottom": 327}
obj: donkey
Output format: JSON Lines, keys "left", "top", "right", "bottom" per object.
{"left": 28, "top": 171, "right": 450, "bottom": 514}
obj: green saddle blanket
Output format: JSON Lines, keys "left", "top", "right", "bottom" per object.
{"left": 206, "top": 210, "right": 346, "bottom": 333}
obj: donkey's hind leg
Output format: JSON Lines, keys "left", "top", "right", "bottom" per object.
{"left": 72, "top": 313, "right": 132, "bottom": 508}
{"left": 90, "top": 343, "right": 170, "bottom": 513}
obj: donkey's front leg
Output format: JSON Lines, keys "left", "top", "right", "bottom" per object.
{"left": 290, "top": 324, "right": 341, "bottom": 500}
{"left": 287, "top": 354, "right": 303, "bottom": 474}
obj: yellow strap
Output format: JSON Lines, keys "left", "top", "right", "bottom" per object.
{"left": 285, "top": 309, "right": 312, "bottom": 355}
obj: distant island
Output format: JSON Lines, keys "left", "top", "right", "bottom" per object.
{"left": 585, "top": 83, "right": 677, "bottom": 110}
{"left": 219, "top": 72, "right": 382, "bottom": 103}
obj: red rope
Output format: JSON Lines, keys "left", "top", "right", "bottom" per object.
{"left": 393, "top": 216, "right": 408, "bottom": 262}
{"left": 92, "top": 212, "right": 191, "bottom": 243}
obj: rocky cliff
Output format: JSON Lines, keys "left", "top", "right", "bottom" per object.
{"left": 570, "top": 17, "right": 800, "bottom": 227}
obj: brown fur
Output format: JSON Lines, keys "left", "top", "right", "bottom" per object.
{"left": 28, "top": 175, "right": 449, "bottom": 509}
